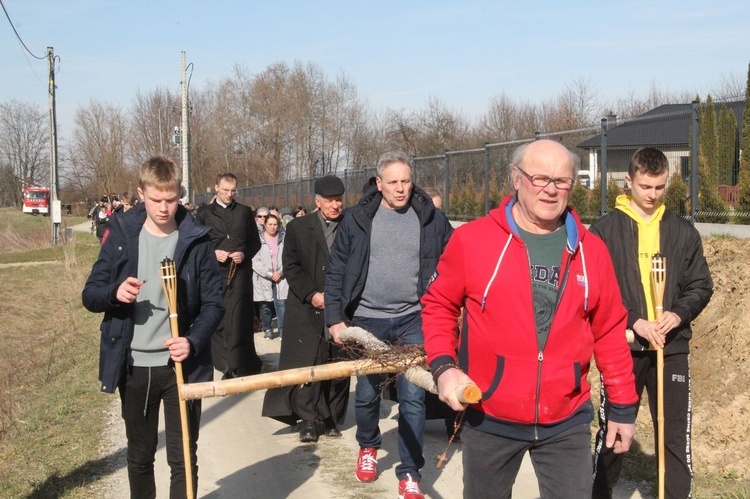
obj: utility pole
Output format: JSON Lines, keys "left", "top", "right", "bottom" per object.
{"left": 180, "top": 51, "right": 190, "bottom": 203}
{"left": 48, "top": 47, "right": 61, "bottom": 245}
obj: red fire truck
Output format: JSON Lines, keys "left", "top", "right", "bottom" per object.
{"left": 22, "top": 186, "right": 51, "bottom": 215}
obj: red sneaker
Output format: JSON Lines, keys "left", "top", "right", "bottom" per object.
{"left": 355, "top": 447, "right": 378, "bottom": 483}
{"left": 398, "top": 474, "right": 424, "bottom": 499}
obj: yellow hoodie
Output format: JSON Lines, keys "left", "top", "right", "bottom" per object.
{"left": 614, "top": 194, "right": 665, "bottom": 320}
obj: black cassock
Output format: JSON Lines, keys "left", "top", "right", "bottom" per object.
{"left": 196, "top": 199, "right": 262, "bottom": 377}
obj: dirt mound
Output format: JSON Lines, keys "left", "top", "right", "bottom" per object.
{"left": 690, "top": 237, "right": 750, "bottom": 480}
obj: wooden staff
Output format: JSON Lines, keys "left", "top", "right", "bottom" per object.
{"left": 180, "top": 327, "right": 482, "bottom": 405}
{"left": 160, "top": 258, "right": 194, "bottom": 499}
{"left": 651, "top": 253, "right": 667, "bottom": 499}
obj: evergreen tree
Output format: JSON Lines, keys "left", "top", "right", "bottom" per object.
{"left": 454, "top": 172, "right": 482, "bottom": 219}
{"left": 665, "top": 174, "right": 688, "bottom": 217}
{"left": 568, "top": 182, "right": 591, "bottom": 221}
{"left": 697, "top": 95, "right": 728, "bottom": 222}
{"left": 588, "top": 176, "right": 621, "bottom": 218}
{"left": 738, "top": 62, "right": 750, "bottom": 223}
{"left": 488, "top": 170, "right": 505, "bottom": 212}
{"left": 588, "top": 177, "right": 603, "bottom": 217}
{"left": 700, "top": 95, "right": 719, "bottom": 185}
{"left": 717, "top": 103, "right": 737, "bottom": 186}
{"left": 606, "top": 178, "right": 621, "bottom": 212}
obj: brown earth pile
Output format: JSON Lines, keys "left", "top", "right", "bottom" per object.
{"left": 590, "top": 237, "right": 750, "bottom": 487}
{"left": 689, "top": 237, "right": 750, "bottom": 480}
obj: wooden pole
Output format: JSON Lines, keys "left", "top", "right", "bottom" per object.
{"left": 161, "top": 258, "right": 194, "bottom": 499}
{"left": 181, "top": 356, "right": 420, "bottom": 400}
{"left": 180, "top": 327, "right": 482, "bottom": 405}
{"left": 651, "top": 254, "right": 667, "bottom": 499}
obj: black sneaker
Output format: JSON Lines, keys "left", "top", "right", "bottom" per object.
{"left": 263, "top": 330, "right": 273, "bottom": 340}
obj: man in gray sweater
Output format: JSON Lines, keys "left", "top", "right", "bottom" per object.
{"left": 326, "top": 151, "right": 453, "bottom": 499}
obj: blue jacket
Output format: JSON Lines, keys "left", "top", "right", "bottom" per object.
{"left": 82, "top": 203, "right": 225, "bottom": 393}
{"left": 325, "top": 185, "right": 453, "bottom": 325}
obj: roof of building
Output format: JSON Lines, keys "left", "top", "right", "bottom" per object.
{"left": 578, "top": 100, "right": 745, "bottom": 149}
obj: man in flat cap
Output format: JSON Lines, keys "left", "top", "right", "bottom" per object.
{"left": 262, "top": 175, "right": 351, "bottom": 443}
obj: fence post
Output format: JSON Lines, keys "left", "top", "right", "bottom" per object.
{"left": 691, "top": 100, "right": 700, "bottom": 224}
{"left": 484, "top": 143, "right": 490, "bottom": 214}
{"left": 443, "top": 151, "right": 450, "bottom": 215}
{"left": 600, "top": 117, "right": 608, "bottom": 217}
{"left": 344, "top": 169, "right": 349, "bottom": 208}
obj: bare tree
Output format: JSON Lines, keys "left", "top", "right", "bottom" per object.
{"left": 67, "top": 100, "right": 132, "bottom": 200}
{"left": 712, "top": 72, "right": 745, "bottom": 101}
{"left": 0, "top": 100, "right": 50, "bottom": 206}
{"left": 480, "top": 93, "right": 539, "bottom": 143}
{"left": 129, "top": 88, "right": 181, "bottom": 162}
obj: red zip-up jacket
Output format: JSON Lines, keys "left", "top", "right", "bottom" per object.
{"left": 422, "top": 197, "right": 638, "bottom": 440}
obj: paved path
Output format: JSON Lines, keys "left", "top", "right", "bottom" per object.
{"left": 96, "top": 333, "right": 651, "bottom": 498}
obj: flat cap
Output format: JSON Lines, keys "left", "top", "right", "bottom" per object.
{"left": 315, "top": 175, "right": 345, "bottom": 196}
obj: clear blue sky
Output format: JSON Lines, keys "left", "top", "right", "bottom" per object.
{"left": 2, "top": 0, "right": 749, "bottom": 140}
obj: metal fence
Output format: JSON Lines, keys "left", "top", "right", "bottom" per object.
{"left": 194, "top": 99, "right": 747, "bottom": 224}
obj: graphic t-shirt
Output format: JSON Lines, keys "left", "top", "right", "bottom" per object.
{"left": 517, "top": 225, "right": 567, "bottom": 350}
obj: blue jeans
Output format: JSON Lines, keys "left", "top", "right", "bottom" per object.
{"left": 259, "top": 284, "right": 285, "bottom": 332}
{"left": 353, "top": 312, "right": 426, "bottom": 480}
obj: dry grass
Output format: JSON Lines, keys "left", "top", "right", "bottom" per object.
{"left": 0, "top": 210, "right": 109, "bottom": 498}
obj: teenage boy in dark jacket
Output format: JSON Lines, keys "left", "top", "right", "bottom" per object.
{"left": 82, "top": 156, "right": 224, "bottom": 498}
{"left": 590, "top": 147, "right": 713, "bottom": 499}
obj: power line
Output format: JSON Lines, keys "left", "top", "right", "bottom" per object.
{"left": 0, "top": 0, "right": 46, "bottom": 60}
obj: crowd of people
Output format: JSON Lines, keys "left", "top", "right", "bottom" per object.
{"left": 82, "top": 144, "right": 711, "bottom": 499}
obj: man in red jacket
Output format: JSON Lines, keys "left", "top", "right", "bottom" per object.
{"left": 422, "top": 139, "right": 639, "bottom": 498}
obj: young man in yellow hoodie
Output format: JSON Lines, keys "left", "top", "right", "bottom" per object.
{"left": 589, "top": 147, "right": 713, "bottom": 498}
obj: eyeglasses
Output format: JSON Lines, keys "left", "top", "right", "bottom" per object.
{"left": 257, "top": 215, "right": 267, "bottom": 219}
{"left": 515, "top": 166, "right": 574, "bottom": 190}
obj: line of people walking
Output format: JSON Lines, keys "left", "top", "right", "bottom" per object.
{"left": 82, "top": 143, "right": 711, "bottom": 499}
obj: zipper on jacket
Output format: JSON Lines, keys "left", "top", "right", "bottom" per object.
{"left": 534, "top": 350, "right": 543, "bottom": 440}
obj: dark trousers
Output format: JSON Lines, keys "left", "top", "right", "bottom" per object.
{"left": 593, "top": 352, "right": 692, "bottom": 499}
{"left": 353, "top": 312, "right": 426, "bottom": 481}
{"left": 462, "top": 423, "right": 592, "bottom": 499}
{"left": 119, "top": 365, "right": 202, "bottom": 499}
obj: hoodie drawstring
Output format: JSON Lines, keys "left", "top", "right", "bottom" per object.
{"left": 579, "top": 242, "right": 589, "bottom": 311}
{"left": 143, "top": 366, "right": 152, "bottom": 418}
{"left": 482, "top": 233, "right": 513, "bottom": 311}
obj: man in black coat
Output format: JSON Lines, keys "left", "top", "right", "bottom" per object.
{"left": 196, "top": 172, "right": 263, "bottom": 378}
{"left": 262, "top": 175, "right": 350, "bottom": 443}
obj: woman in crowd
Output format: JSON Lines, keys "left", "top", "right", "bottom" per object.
{"left": 94, "top": 204, "right": 110, "bottom": 243}
{"left": 252, "top": 214, "right": 288, "bottom": 340}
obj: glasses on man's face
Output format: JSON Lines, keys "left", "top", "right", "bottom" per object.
{"left": 257, "top": 215, "right": 267, "bottom": 219}
{"left": 516, "top": 166, "right": 574, "bottom": 190}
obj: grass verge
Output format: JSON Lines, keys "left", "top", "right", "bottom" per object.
{"left": 0, "top": 211, "right": 111, "bottom": 498}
